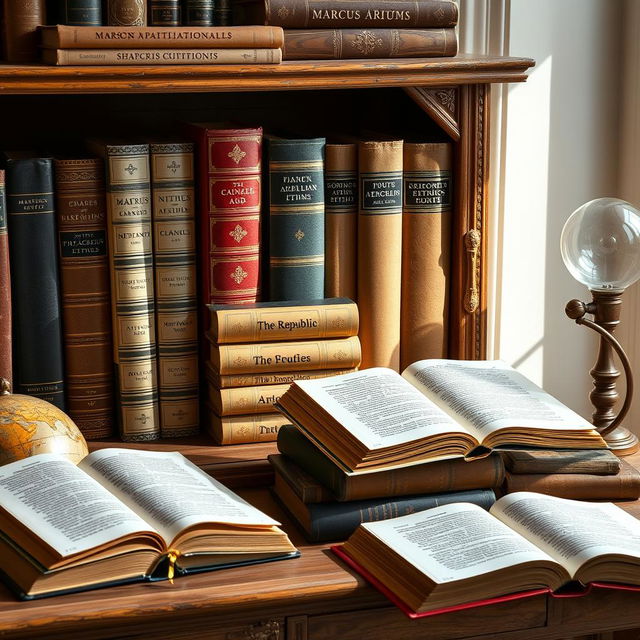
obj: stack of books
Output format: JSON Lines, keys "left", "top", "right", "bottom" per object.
{"left": 204, "top": 298, "right": 362, "bottom": 445}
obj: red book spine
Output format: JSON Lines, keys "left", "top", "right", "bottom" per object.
{"left": 0, "top": 170, "right": 11, "bottom": 386}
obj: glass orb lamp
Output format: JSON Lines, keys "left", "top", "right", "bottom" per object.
{"left": 561, "top": 197, "right": 640, "bottom": 455}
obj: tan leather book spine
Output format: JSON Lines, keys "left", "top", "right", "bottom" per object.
{"left": 40, "top": 25, "right": 285, "bottom": 48}
{"left": 0, "top": 170, "right": 10, "bottom": 387}
{"left": 206, "top": 411, "right": 288, "bottom": 444}
{"left": 106, "top": 0, "right": 146, "bottom": 25}
{"left": 2, "top": 0, "right": 46, "bottom": 63}
{"left": 210, "top": 299, "right": 358, "bottom": 343}
{"left": 209, "top": 335, "right": 361, "bottom": 374}
{"left": 209, "top": 383, "right": 290, "bottom": 416}
{"left": 400, "top": 143, "right": 452, "bottom": 370}
{"left": 55, "top": 158, "right": 114, "bottom": 440}
{"left": 358, "top": 140, "right": 403, "bottom": 370}
{"left": 325, "top": 144, "right": 357, "bottom": 299}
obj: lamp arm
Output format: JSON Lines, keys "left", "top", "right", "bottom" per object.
{"left": 572, "top": 316, "right": 634, "bottom": 437}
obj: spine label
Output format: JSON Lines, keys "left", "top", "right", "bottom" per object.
{"left": 59, "top": 229, "right": 107, "bottom": 258}
{"left": 361, "top": 174, "right": 402, "bottom": 212}
{"left": 404, "top": 170, "right": 452, "bottom": 212}
{"left": 326, "top": 176, "right": 358, "bottom": 210}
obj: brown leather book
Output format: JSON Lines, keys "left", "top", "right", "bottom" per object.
{"left": 0, "top": 170, "right": 10, "bottom": 387}
{"left": 503, "top": 460, "right": 640, "bottom": 500}
{"left": 324, "top": 143, "right": 357, "bottom": 299}
{"left": 55, "top": 158, "right": 114, "bottom": 440}
{"left": 269, "top": 453, "right": 334, "bottom": 503}
{"left": 106, "top": 0, "right": 146, "bottom": 25}
{"left": 358, "top": 139, "right": 403, "bottom": 370}
{"left": 400, "top": 142, "right": 452, "bottom": 370}
{"left": 2, "top": 0, "right": 46, "bottom": 62}
{"left": 284, "top": 28, "right": 457, "bottom": 60}
{"left": 206, "top": 410, "right": 288, "bottom": 444}
{"left": 502, "top": 449, "right": 621, "bottom": 475}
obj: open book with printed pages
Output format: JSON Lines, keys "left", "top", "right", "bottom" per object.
{"left": 275, "top": 360, "right": 607, "bottom": 474}
{"left": 0, "top": 449, "right": 298, "bottom": 600}
{"left": 332, "top": 492, "right": 640, "bottom": 618}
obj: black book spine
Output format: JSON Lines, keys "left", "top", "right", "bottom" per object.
{"left": 5, "top": 156, "right": 65, "bottom": 409}
{"left": 183, "top": 0, "right": 214, "bottom": 25}
{"left": 58, "top": 0, "right": 102, "bottom": 25}
{"left": 213, "top": 0, "right": 229, "bottom": 25}
{"left": 149, "top": 0, "right": 181, "bottom": 25}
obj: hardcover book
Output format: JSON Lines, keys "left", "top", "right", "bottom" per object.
{"left": 183, "top": 0, "right": 214, "bottom": 26}
{"left": 58, "top": 0, "right": 102, "bottom": 25}
{"left": 214, "top": 0, "right": 231, "bottom": 25}
{"left": 1, "top": 0, "right": 46, "bottom": 62}
{"left": 502, "top": 449, "right": 621, "bottom": 475}
{"left": 0, "top": 449, "right": 298, "bottom": 600}
{"left": 55, "top": 158, "right": 114, "bottom": 439}
{"left": 209, "top": 383, "right": 291, "bottom": 416}
{"left": 149, "top": 0, "right": 181, "bottom": 25}
{"left": 0, "top": 170, "right": 10, "bottom": 386}
{"left": 4, "top": 154, "right": 65, "bottom": 409}
{"left": 276, "top": 360, "right": 606, "bottom": 474}
{"left": 268, "top": 452, "right": 334, "bottom": 503}
{"left": 106, "top": 0, "right": 146, "bottom": 26}
{"left": 206, "top": 411, "right": 289, "bottom": 444}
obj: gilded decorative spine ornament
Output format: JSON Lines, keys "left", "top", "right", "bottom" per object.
{"left": 228, "top": 144, "right": 247, "bottom": 165}
{"left": 230, "top": 266, "right": 249, "bottom": 284}
{"left": 352, "top": 30, "right": 383, "bottom": 55}
{"left": 230, "top": 225, "right": 248, "bottom": 243}
{"left": 108, "top": 0, "right": 146, "bottom": 26}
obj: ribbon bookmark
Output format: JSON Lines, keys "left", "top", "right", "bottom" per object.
{"left": 167, "top": 550, "right": 181, "bottom": 583}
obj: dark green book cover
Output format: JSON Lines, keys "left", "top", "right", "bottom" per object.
{"left": 58, "top": 0, "right": 102, "bottom": 25}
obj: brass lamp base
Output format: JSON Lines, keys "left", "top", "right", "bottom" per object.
{"left": 603, "top": 426, "right": 639, "bottom": 457}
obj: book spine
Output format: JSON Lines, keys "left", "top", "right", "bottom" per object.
{"left": 149, "top": 0, "right": 181, "bottom": 25}
{"left": 183, "top": 0, "right": 214, "bottom": 25}
{"left": 210, "top": 300, "right": 359, "bottom": 343}
{"left": 324, "top": 143, "right": 357, "bottom": 299}
{"left": 400, "top": 143, "right": 452, "bottom": 370}
{"left": 283, "top": 28, "right": 457, "bottom": 60}
{"left": 209, "top": 383, "right": 291, "bottom": 415}
{"left": 206, "top": 411, "right": 288, "bottom": 444}
{"left": 150, "top": 143, "right": 199, "bottom": 438}
{"left": 268, "top": 137, "right": 325, "bottom": 301}
{"left": 206, "top": 364, "right": 356, "bottom": 388}
{"left": 210, "top": 336, "right": 361, "bottom": 374}
{"left": 100, "top": 143, "right": 159, "bottom": 441}
{"left": 262, "top": 0, "right": 458, "bottom": 28}
{"left": 44, "top": 48, "right": 283, "bottom": 65}
{"left": 106, "top": 0, "right": 147, "bottom": 25}
{"left": 214, "top": 0, "right": 231, "bottom": 25}
{"left": 58, "top": 0, "right": 102, "bottom": 25}
{"left": 2, "top": 0, "right": 46, "bottom": 62}
{"left": 270, "top": 454, "right": 335, "bottom": 502}
{"left": 5, "top": 157, "right": 65, "bottom": 409}
{"left": 55, "top": 158, "right": 114, "bottom": 439}
{"left": 0, "top": 171, "right": 11, "bottom": 387}
{"left": 358, "top": 140, "right": 403, "bottom": 370}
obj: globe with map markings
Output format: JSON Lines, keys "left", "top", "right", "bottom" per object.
{"left": 0, "top": 379, "right": 88, "bottom": 466}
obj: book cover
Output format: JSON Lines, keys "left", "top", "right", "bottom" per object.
{"left": 2, "top": 0, "right": 46, "bottom": 62}
{"left": 183, "top": 0, "right": 214, "bottom": 26}
{"left": 58, "top": 0, "right": 102, "bottom": 25}
{"left": 214, "top": 0, "right": 231, "bottom": 25}
{"left": 269, "top": 453, "right": 334, "bottom": 503}
{"left": 106, "top": 0, "right": 146, "bottom": 25}
{"left": 0, "top": 170, "right": 10, "bottom": 387}
{"left": 149, "top": 0, "right": 181, "bottom": 25}
{"left": 206, "top": 411, "right": 289, "bottom": 444}
{"left": 55, "top": 158, "right": 114, "bottom": 440}
{"left": 502, "top": 449, "right": 621, "bottom": 475}
{"left": 209, "top": 383, "right": 291, "bottom": 416}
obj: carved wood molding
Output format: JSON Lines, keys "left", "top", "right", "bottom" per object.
{"left": 227, "top": 619, "right": 282, "bottom": 640}
{"left": 404, "top": 87, "right": 460, "bottom": 141}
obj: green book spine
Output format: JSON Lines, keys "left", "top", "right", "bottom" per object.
{"left": 150, "top": 143, "right": 199, "bottom": 438}
{"left": 183, "top": 0, "right": 214, "bottom": 25}
{"left": 267, "top": 136, "right": 325, "bottom": 301}
{"left": 58, "top": 0, "right": 102, "bottom": 25}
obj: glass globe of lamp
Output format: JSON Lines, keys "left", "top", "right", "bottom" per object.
{"left": 561, "top": 198, "right": 640, "bottom": 455}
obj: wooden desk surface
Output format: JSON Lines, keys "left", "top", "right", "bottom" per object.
{"left": 2, "top": 454, "right": 640, "bottom": 640}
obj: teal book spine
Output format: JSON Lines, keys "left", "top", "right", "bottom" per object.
{"left": 58, "top": 0, "right": 102, "bottom": 25}
{"left": 267, "top": 136, "right": 325, "bottom": 301}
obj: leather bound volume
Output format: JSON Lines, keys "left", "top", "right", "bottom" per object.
{"left": 358, "top": 139, "right": 403, "bottom": 370}
{"left": 284, "top": 28, "right": 458, "bottom": 60}
{"left": 150, "top": 142, "right": 199, "bottom": 438}
{"left": 400, "top": 143, "right": 452, "bottom": 370}
{"left": 267, "top": 136, "right": 325, "bottom": 301}
{"left": 149, "top": 0, "right": 180, "bottom": 25}
{"left": 87, "top": 142, "right": 159, "bottom": 442}
{"left": 324, "top": 144, "right": 357, "bottom": 299}
{"left": 106, "top": 0, "right": 146, "bottom": 25}
{"left": 2, "top": 0, "right": 46, "bottom": 62}
{"left": 4, "top": 154, "right": 65, "bottom": 409}
{"left": 58, "top": 0, "right": 102, "bottom": 25}
{"left": 208, "top": 383, "right": 290, "bottom": 416}
{"left": 206, "top": 410, "right": 288, "bottom": 444}
{"left": 214, "top": 0, "right": 231, "bottom": 25}
{"left": 269, "top": 453, "right": 334, "bottom": 503}
{"left": 183, "top": 0, "right": 214, "bottom": 26}
{"left": 0, "top": 171, "right": 11, "bottom": 387}
{"left": 55, "top": 158, "right": 114, "bottom": 439}
{"left": 502, "top": 449, "right": 621, "bottom": 475}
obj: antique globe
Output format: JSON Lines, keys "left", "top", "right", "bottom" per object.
{"left": 0, "top": 379, "right": 88, "bottom": 466}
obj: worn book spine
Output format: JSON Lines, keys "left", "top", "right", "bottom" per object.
{"left": 58, "top": 0, "right": 102, "bottom": 25}
{"left": 40, "top": 25, "right": 285, "bottom": 48}
{"left": 269, "top": 453, "right": 334, "bottom": 503}
{"left": 106, "top": 0, "right": 146, "bottom": 25}
{"left": 206, "top": 411, "right": 288, "bottom": 444}
{"left": 150, "top": 143, "right": 199, "bottom": 438}
{"left": 214, "top": 0, "right": 231, "bottom": 25}
{"left": 210, "top": 335, "right": 361, "bottom": 374}
{"left": 502, "top": 449, "right": 622, "bottom": 475}
{"left": 206, "top": 362, "right": 356, "bottom": 388}
{"left": 268, "top": 137, "right": 325, "bottom": 301}
{"left": 241, "top": 0, "right": 458, "bottom": 28}
{"left": 0, "top": 171, "right": 11, "bottom": 387}
{"left": 149, "top": 0, "right": 180, "bottom": 25}
{"left": 324, "top": 143, "right": 357, "bottom": 299}
{"left": 42, "top": 48, "right": 283, "bottom": 65}
{"left": 55, "top": 158, "right": 114, "bottom": 439}
{"left": 209, "top": 383, "right": 290, "bottom": 416}
{"left": 209, "top": 298, "right": 358, "bottom": 343}
{"left": 5, "top": 156, "right": 65, "bottom": 409}
{"left": 92, "top": 142, "right": 159, "bottom": 441}
{"left": 400, "top": 143, "right": 452, "bottom": 370}
{"left": 183, "top": 0, "right": 214, "bottom": 26}
{"left": 283, "top": 28, "right": 457, "bottom": 60}
{"left": 358, "top": 140, "right": 403, "bottom": 370}
{"left": 2, "top": 0, "right": 46, "bottom": 62}
{"left": 277, "top": 424, "right": 505, "bottom": 501}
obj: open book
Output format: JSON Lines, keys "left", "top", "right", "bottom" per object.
{"left": 334, "top": 491, "right": 640, "bottom": 617}
{"left": 0, "top": 449, "right": 298, "bottom": 600}
{"left": 276, "top": 360, "right": 606, "bottom": 473}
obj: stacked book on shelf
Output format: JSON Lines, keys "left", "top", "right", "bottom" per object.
{"left": 233, "top": 0, "right": 459, "bottom": 60}
{"left": 205, "top": 298, "right": 361, "bottom": 445}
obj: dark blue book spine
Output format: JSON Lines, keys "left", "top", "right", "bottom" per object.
{"left": 183, "top": 0, "right": 214, "bottom": 25}
{"left": 268, "top": 137, "right": 325, "bottom": 301}
{"left": 58, "top": 0, "right": 102, "bottom": 25}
